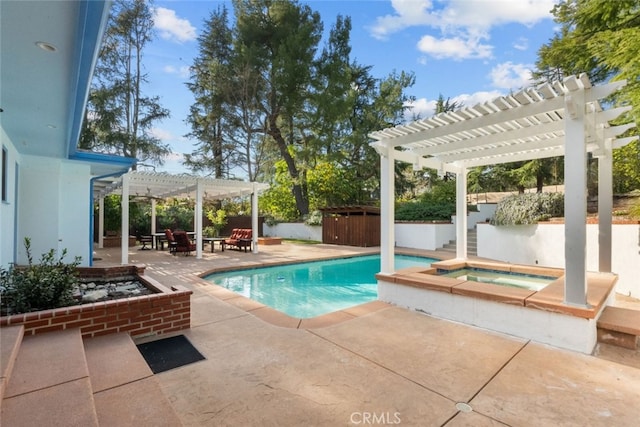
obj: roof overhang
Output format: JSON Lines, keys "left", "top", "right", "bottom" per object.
{"left": 369, "top": 74, "right": 637, "bottom": 173}
{"left": 94, "top": 171, "right": 269, "bottom": 201}
{"left": 0, "top": 0, "right": 111, "bottom": 159}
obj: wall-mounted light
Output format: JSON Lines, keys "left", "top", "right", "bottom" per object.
{"left": 35, "top": 41, "right": 57, "bottom": 52}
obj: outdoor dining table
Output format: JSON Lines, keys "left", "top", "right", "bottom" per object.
{"left": 202, "top": 237, "right": 225, "bottom": 252}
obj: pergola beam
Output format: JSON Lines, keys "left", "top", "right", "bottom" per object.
{"left": 371, "top": 74, "right": 634, "bottom": 309}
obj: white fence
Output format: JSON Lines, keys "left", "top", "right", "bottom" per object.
{"left": 263, "top": 223, "right": 322, "bottom": 241}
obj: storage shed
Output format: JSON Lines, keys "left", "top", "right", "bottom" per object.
{"left": 320, "top": 206, "right": 380, "bottom": 247}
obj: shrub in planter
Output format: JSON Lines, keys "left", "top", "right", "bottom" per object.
{"left": 491, "top": 193, "right": 564, "bottom": 226}
{"left": 0, "top": 238, "right": 81, "bottom": 315}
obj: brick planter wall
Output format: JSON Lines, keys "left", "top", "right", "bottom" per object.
{"left": 0, "top": 266, "right": 192, "bottom": 339}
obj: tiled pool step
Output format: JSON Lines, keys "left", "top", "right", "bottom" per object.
{"left": 597, "top": 306, "right": 640, "bottom": 349}
{"left": 0, "top": 328, "right": 181, "bottom": 426}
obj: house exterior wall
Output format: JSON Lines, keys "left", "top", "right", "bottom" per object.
{"left": 477, "top": 223, "right": 640, "bottom": 298}
{"left": 0, "top": 127, "right": 20, "bottom": 268}
{"left": 18, "top": 155, "right": 91, "bottom": 266}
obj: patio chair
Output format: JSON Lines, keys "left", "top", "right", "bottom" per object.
{"left": 173, "top": 230, "right": 196, "bottom": 256}
{"left": 164, "top": 229, "right": 178, "bottom": 254}
{"left": 136, "top": 231, "right": 153, "bottom": 250}
{"left": 224, "top": 228, "right": 252, "bottom": 252}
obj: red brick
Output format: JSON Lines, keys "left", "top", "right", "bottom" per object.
{"left": 106, "top": 319, "right": 131, "bottom": 328}
{"left": 52, "top": 314, "right": 82, "bottom": 324}
{"left": 173, "top": 307, "right": 190, "bottom": 315}
{"left": 130, "top": 327, "right": 152, "bottom": 336}
{"left": 119, "top": 323, "right": 143, "bottom": 332}
{"left": 24, "top": 312, "right": 41, "bottom": 322}
{"left": 142, "top": 318, "right": 163, "bottom": 327}
{"left": 24, "top": 319, "right": 51, "bottom": 328}
{"left": 172, "top": 320, "right": 191, "bottom": 328}
{"left": 65, "top": 319, "right": 93, "bottom": 329}
{"left": 83, "top": 323, "right": 106, "bottom": 333}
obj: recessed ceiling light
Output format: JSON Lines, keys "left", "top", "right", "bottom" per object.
{"left": 35, "top": 41, "right": 57, "bottom": 52}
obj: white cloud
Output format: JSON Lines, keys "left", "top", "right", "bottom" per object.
{"left": 153, "top": 7, "right": 196, "bottom": 43}
{"left": 450, "top": 90, "right": 504, "bottom": 110}
{"left": 371, "top": 0, "right": 555, "bottom": 38}
{"left": 370, "top": 0, "right": 438, "bottom": 40}
{"left": 405, "top": 97, "right": 437, "bottom": 120}
{"left": 513, "top": 37, "right": 529, "bottom": 51}
{"left": 490, "top": 61, "right": 534, "bottom": 90}
{"left": 404, "top": 90, "right": 504, "bottom": 121}
{"left": 163, "top": 65, "right": 191, "bottom": 78}
{"left": 370, "top": 0, "right": 555, "bottom": 60}
{"left": 417, "top": 34, "right": 492, "bottom": 60}
{"left": 150, "top": 127, "right": 176, "bottom": 142}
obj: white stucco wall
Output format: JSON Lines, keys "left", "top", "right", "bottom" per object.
{"left": 378, "top": 280, "right": 599, "bottom": 353}
{"left": 263, "top": 223, "right": 322, "bottom": 241}
{"left": 395, "top": 223, "right": 456, "bottom": 250}
{"left": 0, "top": 127, "right": 20, "bottom": 268}
{"left": 477, "top": 223, "right": 640, "bottom": 298}
{"left": 18, "top": 155, "right": 91, "bottom": 266}
{"left": 452, "top": 203, "right": 497, "bottom": 229}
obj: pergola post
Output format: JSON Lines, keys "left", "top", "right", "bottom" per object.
{"left": 564, "top": 89, "right": 588, "bottom": 306}
{"left": 251, "top": 184, "right": 259, "bottom": 254}
{"left": 379, "top": 144, "right": 395, "bottom": 274}
{"left": 195, "top": 180, "right": 203, "bottom": 259}
{"left": 151, "top": 198, "right": 156, "bottom": 237}
{"left": 456, "top": 168, "right": 468, "bottom": 260}
{"left": 120, "top": 173, "right": 130, "bottom": 265}
{"left": 597, "top": 140, "right": 613, "bottom": 273}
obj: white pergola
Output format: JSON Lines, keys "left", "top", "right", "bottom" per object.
{"left": 92, "top": 171, "right": 269, "bottom": 264}
{"left": 370, "top": 74, "right": 636, "bottom": 307}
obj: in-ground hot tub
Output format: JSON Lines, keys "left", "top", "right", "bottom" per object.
{"left": 376, "top": 259, "right": 617, "bottom": 353}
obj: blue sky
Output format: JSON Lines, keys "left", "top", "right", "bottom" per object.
{"left": 142, "top": 0, "right": 559, "bottom": 174}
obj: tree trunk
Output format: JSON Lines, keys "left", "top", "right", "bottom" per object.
{"left": 268, "top": 116, "right": 309, "bottom": 216}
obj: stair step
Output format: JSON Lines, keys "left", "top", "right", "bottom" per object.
{"left": 1, "top": 329, "right": 98, "bottom": 426}
{"left": 0, "top": 325, "right": 24, "bottom": 401}
{"left": 84, "top": 333, "right": 183, "bottom": 426}
{"left": 597, "top": 306, "right": 640, "bottom": 349}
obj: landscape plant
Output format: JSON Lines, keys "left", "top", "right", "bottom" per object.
{"left": 0, "top": 238, "right": 81, "bottom": 315}
{"left": 491, "top": 193, "right": 564, "bottom": 226}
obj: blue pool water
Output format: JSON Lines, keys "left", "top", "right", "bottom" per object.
{"left": 203, "top": 254, "right": 436, "bottom": 318}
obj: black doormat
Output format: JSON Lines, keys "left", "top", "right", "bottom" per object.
{"left": 136, "top": 335, "right": 205, "bottom": 374}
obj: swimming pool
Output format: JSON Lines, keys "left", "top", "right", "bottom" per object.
{"left": 203, "top": 254, "right": 437, "bottom": 318}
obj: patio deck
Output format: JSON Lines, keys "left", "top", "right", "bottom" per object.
{"left": 91, "top": 242, "right": 640, "bottom": 426}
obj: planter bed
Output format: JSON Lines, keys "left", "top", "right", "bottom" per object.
{"left": 1, "top": 265, "right": 192, "bottom": 339}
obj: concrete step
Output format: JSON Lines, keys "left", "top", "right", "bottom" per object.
{"left": 597, "top": 306, "right": 640, "bottom": 349}
{"left": 84, "top": 333, "right": 183, "bottom": 427}
{"left": 1, "top": 328, "right": 99, "bottom": 426}
{"left": 0, "top": 325, "right": 24, "bottom": 402}
{"left": 1, "top": 328, "right": 183, "bottom": 426}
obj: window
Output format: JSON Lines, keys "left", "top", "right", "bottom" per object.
{"left": 1, "top": 146, "right": 7, "bottom": 202}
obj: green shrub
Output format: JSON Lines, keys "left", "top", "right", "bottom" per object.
{"left": 630, "top": 199, "right": 640, "bottom": 219}
{"left": 0, "top": 238, "right": 81, "bottom": 315}
{"left": 396, "top": 201, "right": 456, "bottom": 221}
{"left": 491, "top": 193, "right": 564, "bottom": 226}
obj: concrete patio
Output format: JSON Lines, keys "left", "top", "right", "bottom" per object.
{"left": 92, "top": 242, "right": 640, "bottom": 426}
